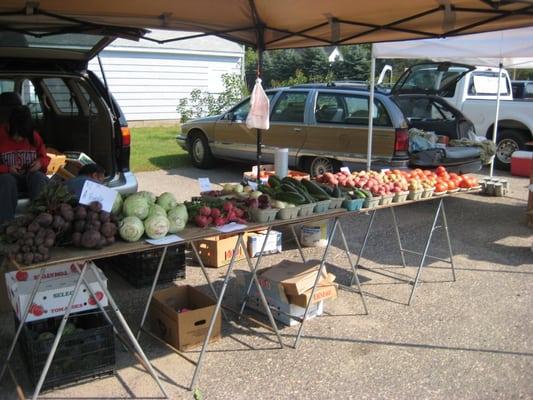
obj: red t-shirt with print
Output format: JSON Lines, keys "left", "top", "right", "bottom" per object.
{"left": 0, "top": 124, "right": 50, "bottom": 174}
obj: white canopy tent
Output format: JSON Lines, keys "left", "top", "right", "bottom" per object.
{"left": 368, "top": 27, "right": 533, "bottom": 175}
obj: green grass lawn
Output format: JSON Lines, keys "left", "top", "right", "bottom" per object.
{"left": 130, "top": 126, "right": 190, "bottom": 172}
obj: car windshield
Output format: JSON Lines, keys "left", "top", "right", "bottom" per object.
{"left": 393, "top": 63, "right": 472, "bottom": 95}
{"left": 0, "top": 31, "right": 105, "bottom": 53}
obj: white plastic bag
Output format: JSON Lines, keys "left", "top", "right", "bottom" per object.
{"left": 246, "top": 78, "right": 270, "bottom": 130}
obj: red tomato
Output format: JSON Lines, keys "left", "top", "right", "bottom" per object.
{"left": 436, "top": 166, "right": 446, "bottom": 176}
{"left": 447, "top": 181, "right": 457, "bottom": 190}
{"left": 435, "top": 183, "right": 447, "bottom": 192}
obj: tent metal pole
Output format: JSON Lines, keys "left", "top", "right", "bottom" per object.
{"left": 489, "top": 61, "right": 503, "bottom": 178}
{"left": 367, "top": 52, "right": 376, "bottom": 171}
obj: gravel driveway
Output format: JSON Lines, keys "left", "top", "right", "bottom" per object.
{"left": 1, "top": 162, "right": 531, "bottom": 400}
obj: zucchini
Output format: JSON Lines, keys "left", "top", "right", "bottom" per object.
{"left": 332, "top": 185, "right": 342, "bottom": 198}
{"left": 268, "top": 175, "right": 282, "bottom": 189}
{"left": 282, "top": 177, "right": 309, "bottom": 193}
{"left": 359, "top": 189, "right": 373, "bottom": 199}
{"left": 351, "top": 189, "right": 366, "bottom": 199}
{"left": 274, "top": 191, "right": 307, "bottom": 205}
{"left": 301, "top": 179, "right": 331, "bottom": 198}
{"left": 317, "top": 183, "right": 334, "bottom": 196}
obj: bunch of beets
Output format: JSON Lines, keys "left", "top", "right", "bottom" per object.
{"left": 194, "top": 201, "right": 247, "bottom": 227}
{"left": 2, "top": 202, "right": 75, "bottom": 265}
{"left": 71, "top": 201, "right": 118, "bottom": 249}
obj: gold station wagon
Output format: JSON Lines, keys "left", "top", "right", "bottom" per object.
{"left": 177, "top": 83, "right": 482, "bottom": 176}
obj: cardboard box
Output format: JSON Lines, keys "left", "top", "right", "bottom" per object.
{"left": 46, "top": 153, "right": 66, "bottom": 175}
{"left": 238, "top": 268, "right": 331, "bottom": 326}
{"left": 247, "top": 230, "right": 282, "bottom": 258}
{"left": 287, "top": 278, "right": 337, "bottom": 308}
{"left": 247, "top": 295, "right": 323, "bottom": 327}
{"left": 5, "top": 262, "right": 108, "bottom": 322}
{"left": 194, "top": 233, "right": 247, "bottom": 268}
{"left": 149, "top": 285, "right": 221, "bottom": 351}
{"left": 261, "top": 259, "right": 329, "bottom": 295}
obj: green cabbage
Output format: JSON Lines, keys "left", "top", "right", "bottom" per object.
{"left": 137, "top": 190, "right": 156, "bottom": 204}
{"left": 167, "top": 204, "right": 188, "bottom": 233}
{"left": 111, "top": 192, "right": 123, "bottom": 215}
{"left": 119, "top": 216, "right": 145, "bottom": 242}
{"left": 156, "top": 192, "right": 177, "bottom": 211}
{"left": 148, "top": 204, "right": 167, "bottom": 218}
{"left": 144, "top": 215, "right": 170, "bottom": 239}
{"left": 123, "top": 194, "right": 149, "bottom": 220}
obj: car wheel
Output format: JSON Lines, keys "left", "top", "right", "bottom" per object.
{"left": 189, "top": 131, "right": 215, "bottom": 168}
{"left": 495, "top": 130, "right": 527, "bottom": 170}
{"left": 307, "top": 157, "right": 338, "bottom": 177}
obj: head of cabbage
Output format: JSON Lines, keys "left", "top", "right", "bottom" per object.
{"left": 156, "top": 192, "right": 177, "bottom": 211}
{"left": 167, "top": 204, "right": 188, "bottom": 233}
{"left": 144, "top": 215, "right": 170, "bottom": 239}
{"left": 137, "top": 191, "right": 156, "bottom": 204}
{"left": 148, "top": 203, "right": 167, "bottom": 218}
{"left": 123, "top": 194, "right": 149, "bottom": 220}
{"left": 119, "top": 216, "right": 145, "bottom": 242}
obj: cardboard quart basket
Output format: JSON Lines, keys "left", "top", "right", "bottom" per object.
{"left": 194, "top": 233, "right": 248, "bottom": 268}
{"left": 149, "top": 285, "right": 221, "bottom": 351}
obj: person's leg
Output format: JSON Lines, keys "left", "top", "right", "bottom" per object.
{"left": 26, "top": 171, "right": 49, "bottom": 201}
{"left": 0, "top": 174, "right": 19, "bottom": 223}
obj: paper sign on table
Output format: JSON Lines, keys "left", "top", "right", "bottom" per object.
{"left": 79, "top": 180, "right": 118, "bottom": 213}
{"left": 381, "top": 168, "right": 390, "bottom": 173}
{"left": 216, "top": 223, "right": 247, "bottom": 233}
{"left": 146, "top": 235, "right": 184, "bottom": 245}
{"left": 198, "top": 178, "right": 211, "bottom": 193}
{"left": 340, "top": 166, "right": 351, "bottom": 174}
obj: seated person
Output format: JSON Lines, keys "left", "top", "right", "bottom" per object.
{"left": 65, "top": 163, "right": 105, "bottom": 200}
{"left": 0, "top": 106, "right": 49, "bottom": 223}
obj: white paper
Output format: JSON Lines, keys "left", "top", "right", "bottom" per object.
{"left": 215, "top": 223, "right": 247, "bottom": 233}
{"left": 198, "top": 177, "right": 211, "bottom": 193}
{"left": 381, "top": 168, "right": 390, "bottom": 173}
{"left": 248, "top": 181, "right": 258, "bottom": 190}
{"left": 252, "top": 165, "right": 258, "bottom": 176}
{"left": 79, "top": 180, "right": 117, "bottom": 213}
{"left": 145, "top": 235, "right": 184, "bottom": 245}
{"left": 340, "top": 166, "right": 351, "bottom": 174}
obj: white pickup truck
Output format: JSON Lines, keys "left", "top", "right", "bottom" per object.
{"left": 391, "top": 63, "right": 533, "bottom": 170}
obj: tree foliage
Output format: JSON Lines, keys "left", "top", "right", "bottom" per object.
{"left": 176, "top": 73, "right": 249, "bottom": 122}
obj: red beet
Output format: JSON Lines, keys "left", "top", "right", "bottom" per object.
{"left": 213, "top": 216, "right": 226, "bottom": 226}
{"left": 222, "top": 202, "right": 233, "bottom": 212}
{"left": 194, "top": 215, "right": 209, "bottom": 228}
{"left": 210, "top": 208, "right": 221, "bottom": 218}
{"left": 199, "top": 206, "right": 211, "bottom": 217}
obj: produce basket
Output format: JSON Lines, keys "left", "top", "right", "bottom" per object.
{"left": 380, "top": 194, "right": 394, "bottom": 206}
{"left": 328, "top": 197, "right": 344, "bottom": 209}
{"left": 313, "top": 200, "right": 331, "bottom": 213}
{"left": 393, "top": 191, "right": 409, "bottom": 203}
{"left": 434, "top": 190, "right": 447, "bottom": 196}
{"left": 298, "top": 203, "right": 316, "bottom": 217}
{"left": 17, "top": 309, "right": 115, "bottom": 390}
{"left": 363, "top": 196, "right": 381, "bottom": 209}
{"left": 408, "top": 189, "right": 424, "bottom": 201}
{"left": 277, "top": 206, "right": 301, "bottom": 220}
{"left": 342, "top": 198, "right": 364, "bottom": 211}
{"left": 447, "top": 188, "right": 460, "bottom": 194}
{"left": 112, "top": 245, "right": 186, "bottom": 288}
{"left": 249, "top": 207, "right": 279, "bottom": 223}
{"left": 421, "top": 187, "right": 435, "bottom": 199}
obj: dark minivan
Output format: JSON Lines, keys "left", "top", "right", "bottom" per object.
{"left": 0, "top": 31, "right": 137, "bottom": 208}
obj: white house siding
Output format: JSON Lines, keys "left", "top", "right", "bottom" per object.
{"left": 88, "top": 31, "right": 244, "bottom": 122}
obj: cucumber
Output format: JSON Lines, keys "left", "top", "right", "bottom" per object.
{"left": 317, "top": 183, "right": 334, "bottom": 196}
{"left": 301, "top": 179, "right": 331, "bottom": 198}
{"left": 359, "top": 189, "right": 373, "bottom": 199}
{"left": 258, "top": 184, "right": 276, "bottom": 197}
{"left": 281, "top": 182, "right": 314, "bottom": 203}
{"left": 332, "top": 185, "right": 342, "bottom": 198}
{"left": 274, "top": 191, "right": 307, "bottom": 205}
{"left": 268, "top": 175, "right": 282, "bottom": 189}
{"left": 282, "top": 177, "right": 308, "bottom": 193}
{"left": 351, "top": 189, "right": 366, "bottom": 199}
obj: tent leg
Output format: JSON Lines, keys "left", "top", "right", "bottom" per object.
{"left": 489, "top": 62, "right": 503, "bottom": 178}
{"left": 366, "top": 53, "right": 376, "bottom": 171}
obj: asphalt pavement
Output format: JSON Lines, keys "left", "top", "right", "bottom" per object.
{"left": 0, "top": 163, "right": 531, "bottom": 400}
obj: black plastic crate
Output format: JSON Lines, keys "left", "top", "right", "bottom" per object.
{"left": 113, "top": 244, "right": 186, "bottom": 288}
{"left": 17, "top": 309, "right": 115, "bottom": 390}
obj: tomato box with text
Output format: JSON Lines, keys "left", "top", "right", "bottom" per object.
{"left": 5, "top": 263, "right": 108, "bottom": 322}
